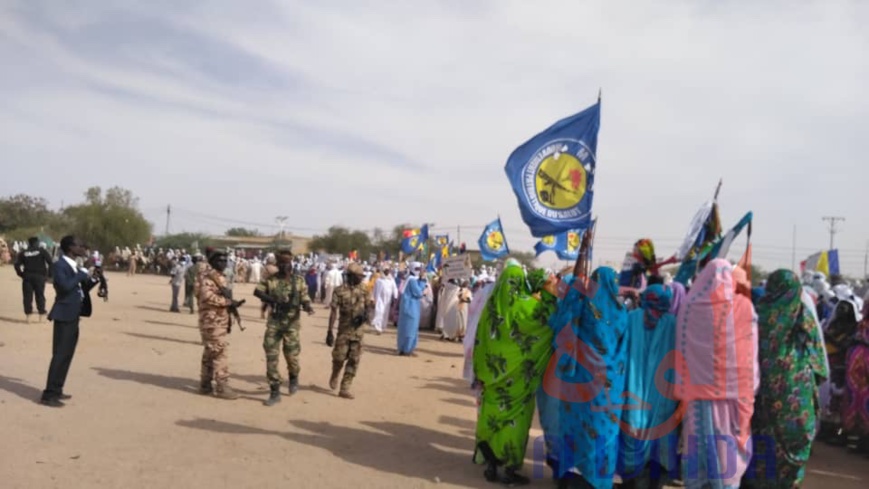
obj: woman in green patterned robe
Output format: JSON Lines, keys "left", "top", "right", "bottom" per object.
{"left": 742, "top": 269, "right": 829, "bottom": 488}
{"left": 472, "top": 260, "right": 556, "bottom": 485}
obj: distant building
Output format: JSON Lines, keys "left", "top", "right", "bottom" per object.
{"left": 209, "top": 233, "right": 311, "bottom": 255}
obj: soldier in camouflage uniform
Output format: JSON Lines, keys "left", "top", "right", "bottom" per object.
{"left": 260, "top": 254, "right": 279, "bottom": 319}
{"left": 254, "top": 250, "right": 314, "bottom": 406}
{"left": 198, "top": 250, "right": 243, "bottom": 400}
{"left": 183, "top": 254, "right": 201, "bottom": 314}
{"left": 327, "top": 262, "right": 373, "bottom": 399}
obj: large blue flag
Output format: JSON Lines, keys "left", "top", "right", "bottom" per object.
{"left": 478, "top": 218, "right": 509, "bottom": 261}
{"left": 534, "top": 229, "right": 583, "bottom": 260}
{"left": 505, "top": 100, "right": 600, "bottom": 237}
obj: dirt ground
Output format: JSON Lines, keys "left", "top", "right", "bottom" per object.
{"left": 0, "top": 267, "right": 866, "bottom": 488}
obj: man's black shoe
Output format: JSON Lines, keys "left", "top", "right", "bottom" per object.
{"left": 40, "top": 398, "right": 65, "bottom": 408}
{"left": 58, "top": 394, "right": 71, "bottom": 400}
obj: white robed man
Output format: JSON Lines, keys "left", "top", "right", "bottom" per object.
{"left": 249, "top": 257, "right": 263, "bottom": 283}
{"left": 323, "top": 263, "right": 343, "bottom": 306}
{"left": 436, "top": 280, "right": 461, "bottom": 340}
{"left": 372, "top": 269, "right": 398, "bottom": 334}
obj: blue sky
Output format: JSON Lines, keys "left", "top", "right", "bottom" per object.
{"left": 1, "top": 0, "right": 867, "bottom": 274}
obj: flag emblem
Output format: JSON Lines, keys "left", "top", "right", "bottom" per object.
{"left": 485, "top": 230, "right": 505, "bottom": 252}
{"left": 532, "top": 144, "right": 589, "bottom": 211}
{"left": 566, "top": 231, "right": 581, "bottom": 252}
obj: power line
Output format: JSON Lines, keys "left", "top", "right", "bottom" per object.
{"left": 822, "top": 216, "right": 845, "bottom": 250}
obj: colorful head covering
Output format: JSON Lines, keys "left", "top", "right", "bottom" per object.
{"left": 633, "top": 239, "right": 657, "bottom": 270}
{"left": 472, "top": 261, "right": 556, "bottom": 470}
{"left": 758, "top": 270, "right": 826, "bottom": 371}
{"left": 640, "top": 284, "right": 672, "bottom": 329}
{"left": 537, "top": 267, "right": 628, "bottom": 486}
{"left": 747, "top": 269, "right": 828, "bottom": 486}
{"left": 733, "top": 266, "right": 751, "bottom": 298}
{"left": 676, "top": 258, "right": 756, "bottom": 402}
{"left": 527, "top": 268, "right": 549, "bottom": 295}
{"left": 667, "top": 282, "right": 686, "bottom": 316}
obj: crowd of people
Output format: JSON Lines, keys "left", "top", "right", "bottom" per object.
{"left": 10, "top": 234, "right": 869, "bottom": 487}
{"left": 459, "top": 240, "right": 869, "bottom": 489}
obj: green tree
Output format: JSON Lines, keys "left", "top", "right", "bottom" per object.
{"left": 0, "top": 194, "right": 55, "bottom": 233}
{"left": 749, "top": 264, "right": 769, "bottom": 286}
{"left": 155, "top": 233, "right": 212, "bottom": 251}
{"left": 0, "top": 194, "right": 72, "bottom": 241}
{"left": 225, "top": 227, "right": 260, "bottom": 237}
{"left": 309, "top": 226, "right": 373, "bottom": 256}
{"left": 63, "top": 186, "right": 151, "bottom": 253}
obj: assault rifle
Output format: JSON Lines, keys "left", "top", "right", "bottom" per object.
{"left": 211, "top": 271, "right": 245, "bottom": 333}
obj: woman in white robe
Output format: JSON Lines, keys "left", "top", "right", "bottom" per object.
{"left": 371, "top": 270, "right": 398, "bottom": 334}
{"left": 437, "top": 281, "right": 461, "bottom": 340}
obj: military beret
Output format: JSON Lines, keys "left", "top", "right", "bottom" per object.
{"left": 277, "top": 250, "right": 293, "bottom": 264}
{"left": 346, "top": 262, "right": 364, "bottom": 277}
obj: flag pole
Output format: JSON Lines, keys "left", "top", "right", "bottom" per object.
{"left": 498, "top": 215, "right": 510, "bottom": 254}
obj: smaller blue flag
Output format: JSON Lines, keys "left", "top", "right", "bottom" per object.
{"left": 534, "top": 234, "right": 560, "bottom": 257}
{"left": 400, "top": 224, "right": 430, "bottom": 254}
{"left": 556, "top": 230, "right": 582, "bottom": 261}
{"left": 534, "top": 229, "right": 583, "bottom": 260}
{"left": 478, "top": 218, "right": 509, "bottom": 261}
{"left": 828, "top": 249, "right": 840, "bottom": 276}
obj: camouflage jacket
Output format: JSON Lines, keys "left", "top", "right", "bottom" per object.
{"left": 192, "top": 262, "right": 212, "bottom": 302}
{"left": 331, "top": 283, "right": 371, "bottom": 339}
{"left": 198, "top": 270, "right": 231, "bottom": 330}
{"left": 256, "top": 274, "right": 310, "bottom": 328}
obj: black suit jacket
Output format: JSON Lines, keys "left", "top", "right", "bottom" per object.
{"left": 48, "top": 258, "right": 97, "bottom": 321}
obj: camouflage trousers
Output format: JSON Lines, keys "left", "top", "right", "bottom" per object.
{"left": 200, "top": 327, "right": 230, "bottom": 386}
{"left": 332, "top": 333, "right": 363, "bottom": 392}
{"left": 263, "top": 322, "right": 301, "bottom": 387}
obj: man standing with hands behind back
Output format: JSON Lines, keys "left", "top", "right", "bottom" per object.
{"left": 14, "top": 236, "right": 53, "bottom": 323}
{"left": 40, "top": 235, "right": 102, "bottom": 408}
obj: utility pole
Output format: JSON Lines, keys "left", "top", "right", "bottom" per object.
{"left": 791, "top": 224, "right": 796, "bottom": 272}
{"left": 165, "top": 205, "right": 171, "bottom": 235}
{"left": 275, "top": 216, "right": 288, "bottom": 238}
{"left": 822, "top": 216, "right": 845, "bottom": 250}
{"left": 864, "top": 240, "right": 868, "bottom": 279}
{"left": 457, "top": 225, "right": 461, "bottom": 248}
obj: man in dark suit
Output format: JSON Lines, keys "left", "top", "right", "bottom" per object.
{"left": 40, "top": 235, "right": 101, "bottom": 408}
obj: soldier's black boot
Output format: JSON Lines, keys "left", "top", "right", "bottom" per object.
{"left": 288, "top": 375, "right": 299, "bottom": 395}
{"left": 264, "top": 384, "right": 281, "bottom": 406}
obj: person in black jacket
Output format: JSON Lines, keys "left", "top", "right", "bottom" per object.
{"left": 14, "top": 236, "right": 53, "bottom": 323}
{"left": 40, "top": 235, "right": 101, "bottom": 408}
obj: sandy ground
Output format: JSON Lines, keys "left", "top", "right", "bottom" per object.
{"left": 0, "top": 267, "right": 867, "bottom": 489}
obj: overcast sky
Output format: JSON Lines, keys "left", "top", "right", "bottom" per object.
{"left": 1, "top": 0, "right": 867, "bottom": 274}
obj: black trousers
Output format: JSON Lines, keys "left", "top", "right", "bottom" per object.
{"left": 42, "top": 319, "right": 80, "bottom": 400}
{"left": 22, "top": 274, "right": 47, "bottom": 315}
